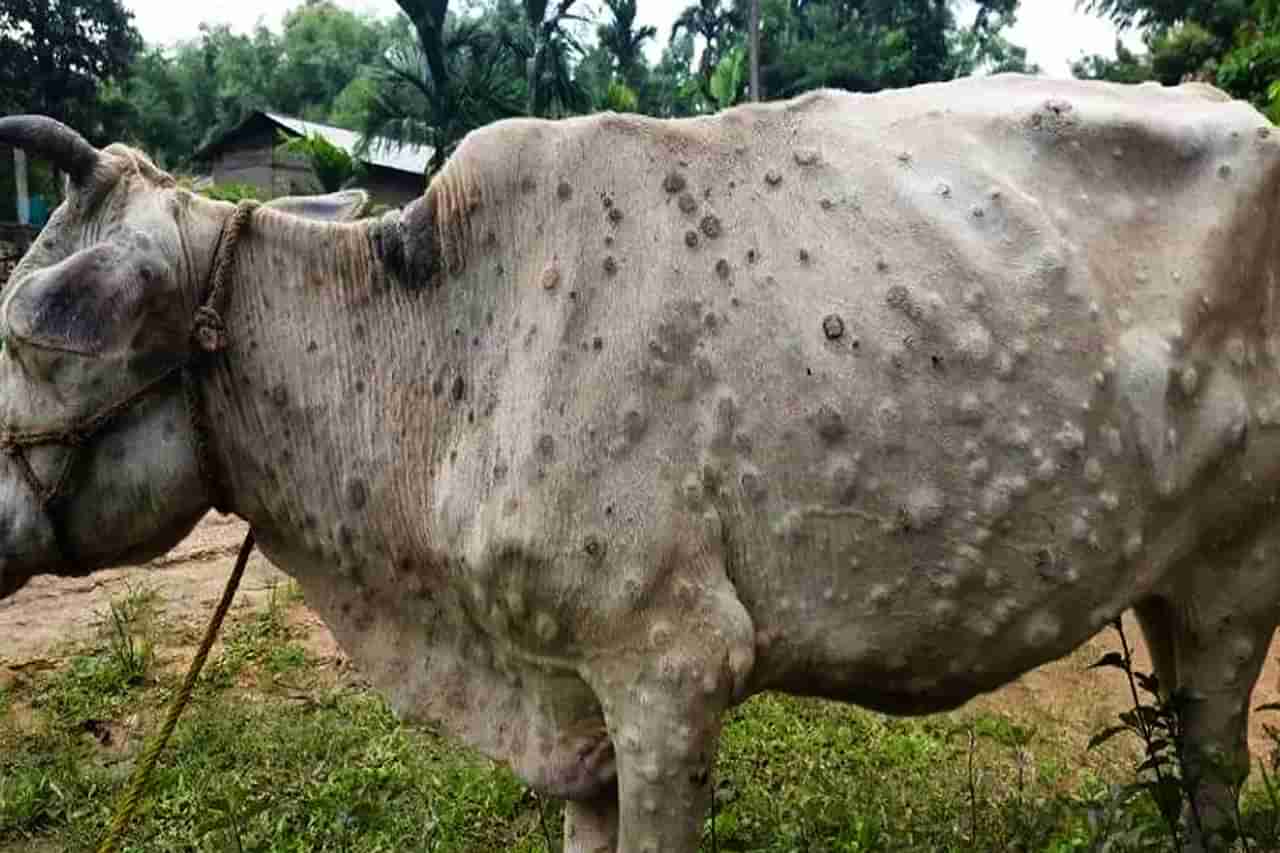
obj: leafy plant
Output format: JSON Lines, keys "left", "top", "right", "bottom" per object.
{"left": 276, "top": 130, "right": 362, "bottom": 193}
{"left": 1081, "top": 618, "right": 1263, "bottom": 850}
{"left": 198, "top": 182, "right": 264, "bottom": 203}
{"left": 709, "top": 44, "right": 747, "bottom": 110}
{"left": 105, "top": 585, "right": 155, "bottom": 688}
{"left": 605, "top": 80, "right": 640, "bottom": 112}
{"left": 194, "top": 783, "right": 273, "bottom": 853}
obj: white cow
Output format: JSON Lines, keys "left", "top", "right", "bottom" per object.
{"left": 1, "top": 75, "right": 1278, "bottom": 851}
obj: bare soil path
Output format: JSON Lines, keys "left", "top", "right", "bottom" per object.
{"left": 4, "top": 514, "right": 1280, "bottom": 759}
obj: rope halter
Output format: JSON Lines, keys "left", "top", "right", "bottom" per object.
{"left": 0, "top": 198, "right": 259, "bottom": 561}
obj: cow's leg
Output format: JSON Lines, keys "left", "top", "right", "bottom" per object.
{"left": 1157, "top": 547, "right": 1278, "bottom": 850}
{"left": 563, "top": 787, "right": 619, "bottom": 853}
{"left": 585, "top": 525, "right": 755, "bottom": 853}
{"left": 1172, "top": 607, "right": 1271, "bottom": 849}
{"left": 1133, "top": 596, "right": 1178, "bottom": 697}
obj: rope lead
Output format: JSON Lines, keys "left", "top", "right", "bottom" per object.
{"left": 96, "top": 530, "right": 256, "bottom": 853}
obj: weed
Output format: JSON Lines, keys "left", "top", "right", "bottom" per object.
{"left": 203, "top": 591, "right": 295, "bottom": 687}
{"left": 1083, "top": 618, "right": 1280, "bottom": 852}
{"left": 265, "top": 643, "right": 308, "bottom": 676}
{"left": 1087, "top": 618, "right": 1197, "bottom": 848}
{"left": 105, "top": 599, "right": 153, "bottom": 689}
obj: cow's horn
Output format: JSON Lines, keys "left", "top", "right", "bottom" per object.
{"left": 0, "top": 115, "right": 100, "bottom": 186}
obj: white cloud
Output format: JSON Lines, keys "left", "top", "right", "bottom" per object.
{"left": 1004, "top": 0, "right": 1145, "bottom": 78}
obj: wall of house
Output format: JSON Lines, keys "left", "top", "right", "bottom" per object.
{"left": 360, "top": 167, "right": 425, "bottom": 210}
{"left": 272, "top": 147, "right": 321, "bottom": 198}
{"left": 209, "top": 125, "right": 275, "bottom": 192}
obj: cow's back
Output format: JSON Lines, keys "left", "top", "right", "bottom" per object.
{"left": 428, "top": 76, "right": 1280, "bottom": 717}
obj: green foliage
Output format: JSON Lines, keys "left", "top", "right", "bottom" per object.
{"left": 276, "top": 130, "right": 361, "bottom": 192}
{"left": 605, "top": 80, "right": 640, "bottom": 112}
{"left": 1079, "top": 619, "right": 1280, "bottom": 850}
{"left": 0, "top": 0, "right": 142, "bottom": 143}
{"left": 198, "top": 183, "right": 264, "bottom": 203}
{"left": 597, "top": 0, "right": 656, "bottom": 90}
{"left": 117, "top": 3, "right": 400, "bottom": 168}
{"left": 1072, "top": 38, "right": 1154, "bottom": 82}
{"left": 742, "top": 0, "right": 1034, "bottom": 102}
{"left": 1076, "top": 0, "right": 1280, "bottom": 120}
{"left": 363, "top": 2, "right": 525, "bottom": 173}
{"left": 40, "top": 0, "right": 1047, "bottom": 175}
{"left": 203, "top": 585, "right": 295, "bottom": 687}
{"left": 672, "top": 0, "right": 742, "bottom": 102}
{"left": 709, "top": 44, "right": 748, "bottom": 109}
{"left": 104, "top": 585, "right": 156, "bottom": 689}
{"left": 274, "top": 1, "right": 393, "bottom": 125}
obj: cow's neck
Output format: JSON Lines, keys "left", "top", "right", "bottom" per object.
{"left": 201, "top": 204, "right": 455, "bottom": 570}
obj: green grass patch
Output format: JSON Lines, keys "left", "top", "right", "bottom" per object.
{"left": 5, "top": 594, "right": 1280, "bottom": 851}
{"left": 0, "top": 676, "right": 1145, "bottom": 852}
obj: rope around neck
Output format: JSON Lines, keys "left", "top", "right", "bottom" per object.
{"left": 95, "top": 199, "right": 260, "bottom": 853}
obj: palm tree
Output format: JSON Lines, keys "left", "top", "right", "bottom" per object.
{"left": 362, "top": 3, "right": 522, "bottom": 174}
{"left": 670, "top": 0, "right": 741, "bottom": 103}
{"left": 511, "top": 0, "right": 591, "bottom": 117}
{"left": 598, "top": 0, "right": 657, "bottom": 91}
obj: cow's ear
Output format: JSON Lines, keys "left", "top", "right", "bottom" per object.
{"left": 4, "top": 243, "right": 169, "bottom": 358}
{"left": 264, "top": 189, "right": 370, "bottom": 222}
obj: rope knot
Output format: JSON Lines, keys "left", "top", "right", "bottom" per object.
{"left": 192, "top": 306, "right": 228, "bottom": 353}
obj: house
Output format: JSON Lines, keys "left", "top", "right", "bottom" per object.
{"left": 193, "top": 111, "right": 433, "bottom": 210}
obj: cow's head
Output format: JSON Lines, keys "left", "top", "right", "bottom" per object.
{"left": 0, "top": 116, "right": 367, "bottom": 598}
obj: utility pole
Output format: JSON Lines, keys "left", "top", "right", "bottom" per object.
{"left": 14, "top": 148, "right": 29, "bottom": 225}
{"left": 748, "top": 0, "right": 761, "bottom": 101}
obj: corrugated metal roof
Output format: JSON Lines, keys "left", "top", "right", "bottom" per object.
{"left": 264, "top": 112, "right": 433, "bottom": 176}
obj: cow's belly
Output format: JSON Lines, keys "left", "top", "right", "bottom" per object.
{"left": 704, "top": 307, "right": 1277, "bottom": 709}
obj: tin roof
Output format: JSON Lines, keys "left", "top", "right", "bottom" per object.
{"left": 199, "top": 111, "right": 433, "bottom": 176}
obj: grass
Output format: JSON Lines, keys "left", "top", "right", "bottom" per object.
{"left": 2, "top": 591, "right": 1278, "bottom": 852}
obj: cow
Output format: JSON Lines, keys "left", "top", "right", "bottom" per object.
{"left": 0, "top": 73, "right": 1278, "bottom": 851}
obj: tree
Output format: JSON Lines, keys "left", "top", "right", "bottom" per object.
{"left": 597, "top": 0, "right": 657, "bottom": 92}
{"left": 1080, "top": 0, "right": 1249, "bottom": 42}
{"left": 362, "top": 2, "right": 521, "bottom": 172}
{"left": 748, "top": 0, "right": 761, "bottom": 100}
{"left": 0, "top": 0, "right": 142, "bottom": 143}
{"left": 746, "top": 0, "right": 1033, "bottom": 104}
{"left": 671, "top": 0, "right": 741, "bottom": 103}
{"left": 643, "top": 32, "right": 701, "bottom": 117}
{"left": 273, "top": 1, "right": 393, "bottom": 122}
{"left": 1071, "top": 38, "right": 1153, "bottom": 82}
{"left": 118, "top": 23, "right": 283, "bottom": 167}
{"left": 506, "top": 0, "right": 591, "bottom": 117}
{"left": 1075, "top": 0, "right": 1280, "bottom": 119}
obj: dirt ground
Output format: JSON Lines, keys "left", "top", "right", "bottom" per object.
{"left": 4, "top": 513, "right": 1280, "bottom": 759}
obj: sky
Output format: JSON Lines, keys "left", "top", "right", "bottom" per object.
{"left": 121, "top": 0, "right": 1146, "bottom": 79}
